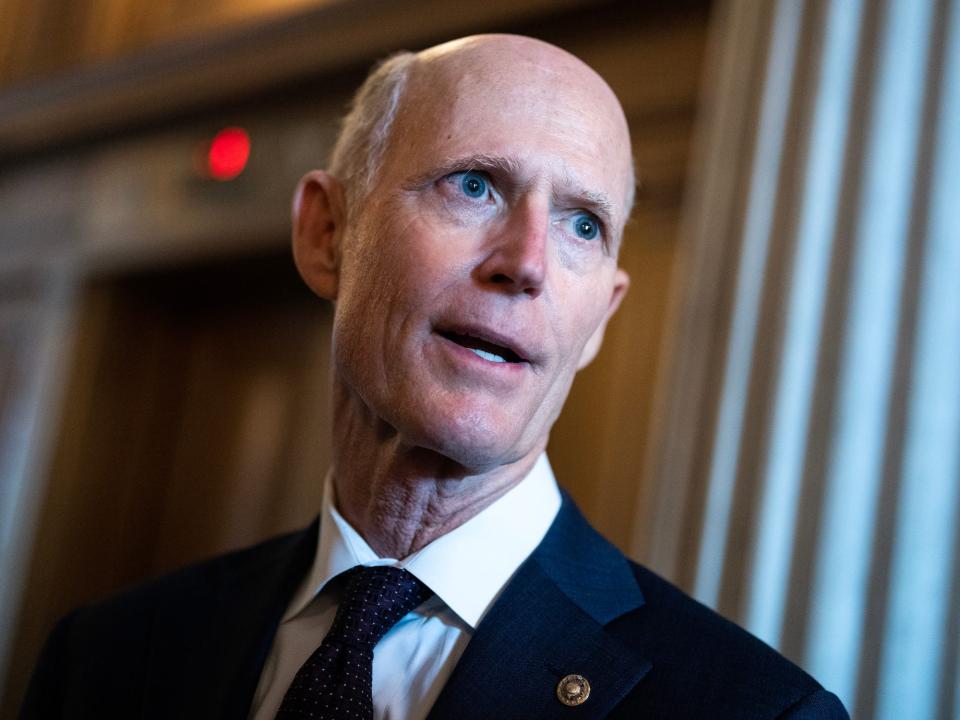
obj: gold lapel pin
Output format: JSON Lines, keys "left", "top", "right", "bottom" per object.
{"left": 557, "top": 674, "right": 591, "bottom": 706}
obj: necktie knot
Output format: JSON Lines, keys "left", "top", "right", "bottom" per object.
{"left": 275, "top": 565, "right": 431, "bottom": 719}
{"left": 325, "top": 565, "right": 431, "bottom": 649}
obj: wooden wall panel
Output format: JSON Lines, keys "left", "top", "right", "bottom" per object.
{"left": 0, "top": 0, "right": 329, "bottom": 87}
{"left": 4, "top": 256, "right": 333, "bottom": 716}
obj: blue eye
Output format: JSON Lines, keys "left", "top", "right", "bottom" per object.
{"left": 460, "top": 172, "right": 487, "bottom": 198}
{"left": 572, "top": 214, "right": 599, "bottom": 240}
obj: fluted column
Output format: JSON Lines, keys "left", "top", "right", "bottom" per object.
{"left": 635, "top": 0, "right": 960, "bottom": 717}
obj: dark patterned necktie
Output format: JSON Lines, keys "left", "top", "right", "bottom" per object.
{"left": 275, "top": 565, "right": 431, "bottom": 720}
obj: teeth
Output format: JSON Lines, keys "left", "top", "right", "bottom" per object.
{"left": 469, "top": 347, "right": 506, "bottom": 363}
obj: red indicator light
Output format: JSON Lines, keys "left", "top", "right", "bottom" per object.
{"left": 207, "top": 127, "right": 250, "bottom": 180}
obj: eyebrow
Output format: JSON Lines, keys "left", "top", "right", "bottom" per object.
{"left": 554, "top": 177, "right": 616, "bottom": 233}
{"left": 406, "top": 152, "right": 618, "bottom": 231}
{"left": 404, "top": 153, "right": 524, "bottom": 189}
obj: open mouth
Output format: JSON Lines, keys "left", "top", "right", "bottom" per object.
{"left": 439, "top": 330, "right": 526, "bottom": 364}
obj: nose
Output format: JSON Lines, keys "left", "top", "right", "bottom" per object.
{"left": 476, "top": 201, "right": 548, "bottom": 298}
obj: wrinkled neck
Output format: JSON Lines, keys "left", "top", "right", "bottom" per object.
{"left": 329, "top": 376, "right": 542, "bottom": 558}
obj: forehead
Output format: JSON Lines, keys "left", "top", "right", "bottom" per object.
{"left": 379, "top": 44, "right": 633, "bottom": 224}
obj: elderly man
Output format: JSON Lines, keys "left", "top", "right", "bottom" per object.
{"left": 23, "top": 35, "right": 848, "bottom": 719}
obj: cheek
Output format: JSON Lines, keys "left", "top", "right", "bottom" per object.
{"left": 551, "top": 280, "right": 613, "bottom": 356}
{"left": 332, "top": 230, "right": 406, "bottom": 382}
{"left": 551, "top": 227, "right": 608, "bottom": 275}
{"left": 333, "top": 213, "right": 460, "bottom": 360}
{"left": 339, "top": 217, "right": 418, "bottom": 309}
{"left": 376, "top": 214, "right": 476, "bottom": 300}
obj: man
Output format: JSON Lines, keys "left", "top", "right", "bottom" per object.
{"left": 23, "top": 35, "right": 848, "bottom": 719}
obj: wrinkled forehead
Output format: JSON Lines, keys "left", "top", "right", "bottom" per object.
{"left": 382, "top": 38, "right": 634, "bottom": 222}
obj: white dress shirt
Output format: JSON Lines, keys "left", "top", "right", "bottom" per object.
{"left": 249, "top": 453, "right": 562, "bottom": 720}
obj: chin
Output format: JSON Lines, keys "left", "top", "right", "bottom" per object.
{"left": 400, "top": 400, "right": 535, "bottom": 472}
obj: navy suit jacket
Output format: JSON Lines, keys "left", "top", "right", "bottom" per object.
{"left": 22, "top": 494, "right": 848, "bottom": 718}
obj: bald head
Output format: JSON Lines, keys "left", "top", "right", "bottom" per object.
{"left": 329, "top": 35, "right": 634, "bottom": 227}
{"left": 414, "top": 35, "right": 627, "bottom": 127}
{"left": 415, "top": 34, "right": 621, "bottom": 101}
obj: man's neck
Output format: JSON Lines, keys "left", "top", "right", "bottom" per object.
{"left": 330, "top": 386, "right": 543, "bottom": 559}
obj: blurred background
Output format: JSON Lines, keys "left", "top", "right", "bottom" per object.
{"left": 0, "top": 0, "right": 957, "bottom": 717}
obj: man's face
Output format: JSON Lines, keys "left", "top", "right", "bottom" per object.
{"left": 331, "top": 38, "right": 632, "bottom": 471}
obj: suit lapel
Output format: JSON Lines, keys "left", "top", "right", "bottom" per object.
{"left": 141, "top": 520, "right": 319, "bottom": 719}
{"left": 428, "top": 496, "right": 651, "bottom": 720}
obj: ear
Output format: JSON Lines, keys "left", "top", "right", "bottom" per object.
{"left": 577, "top": 267, "right": 630, "bottom": 370}
{"left": 291, "top": 170, "right": 346, "bottom": 301}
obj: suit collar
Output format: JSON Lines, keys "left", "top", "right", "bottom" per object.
{"left": 533, "top": 491, "right": 645, "bottom": 625}
{"left": 427, "top": 494, "right": 650, "bottom": 720}
{"left": 289, "top": 455, "right": 562, "bottom": 630}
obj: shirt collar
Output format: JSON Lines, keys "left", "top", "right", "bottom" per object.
{"left": 284, "top": 453, "right": 562, "bottom": 629}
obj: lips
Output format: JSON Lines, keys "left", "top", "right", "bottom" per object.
{"left": 435, "top": 325, "right": 532, "bottom": 365}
